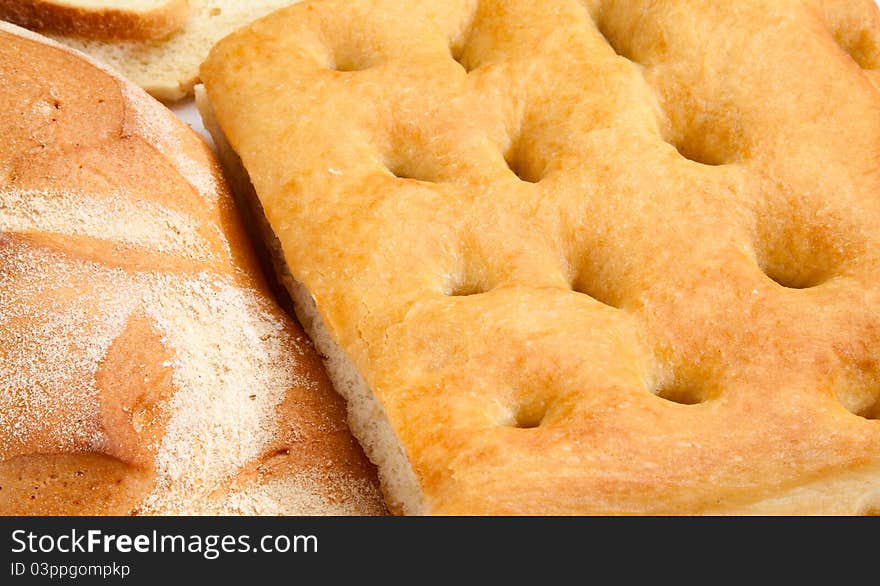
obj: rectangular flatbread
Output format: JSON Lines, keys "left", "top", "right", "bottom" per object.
{"left": 200, "top": 0, "right": 880, "bottom": 514}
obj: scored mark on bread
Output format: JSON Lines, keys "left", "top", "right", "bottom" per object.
{"left": 203, "top": 471, "right": 385, "bottom": 516}
{"left": 0, "top": 243, "right": 138, "bottom": 458}
{"left": 1, "top": 23, "right": 386, "bottom": 515}
{"left": 121, "top": 83, "right": 219, "bottom": 203}
{"left": 0, "top": 188, "right": 215, "bottom": 261}
{"left": 137, "top": 272, "right": 305, "bottom": 513}
{"left": 0, "top": 241, "right": 314, "bottom": 513}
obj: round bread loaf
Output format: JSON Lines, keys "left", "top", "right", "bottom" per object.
{"left": 0, "top": 22, "right": 386, "bottom": 515}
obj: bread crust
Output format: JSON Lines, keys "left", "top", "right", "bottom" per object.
{"left": 0, "top": 0, "right": 191, "bottom": 41}
{"left": 31, "top": 1, "right": 300, "bottom": 103}
{"left": 201, "top": 0, "right": 880, "bottom": 515}
{"left": 0, "top": 22, "right": 385, "bottom": 516}
{"left": 197, "top": 87, "right": 424, "bottom": 514}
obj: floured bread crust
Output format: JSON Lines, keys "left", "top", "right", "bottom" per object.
{"left": 197, "top": 87, "right": 423, "bottom": 514}
{"left": 0, "top": 22, "right": 385, "bottom": 516}
{"left": 202, "top": 0, "right": 880, "bottom": 514}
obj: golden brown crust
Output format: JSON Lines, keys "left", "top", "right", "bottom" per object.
{"left": 0, "top": 24, "right": 385, "bottom": 515}
{"left": 202, "top": 0, "right": 880, "bottom": 514}
{"left": 0, "top": 0, "right": 191, "bottom": 41}
{"left": 0, "top": 453, "right": 154, "bottom": 516}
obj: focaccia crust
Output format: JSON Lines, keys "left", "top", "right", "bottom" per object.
{"left": 202, "top": 0, "right": 880, "bottom": 514}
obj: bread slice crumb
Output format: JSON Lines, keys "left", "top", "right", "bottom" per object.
{"left": 47, "top": 0, "right": 301, "bottom": 102}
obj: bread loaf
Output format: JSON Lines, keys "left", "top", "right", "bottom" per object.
{"left": 0, "top": 22, "right": 386, "bottom": 516}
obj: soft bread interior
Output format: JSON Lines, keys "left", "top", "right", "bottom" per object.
{"left": 195, "top": 86, "right": 424, "bottom": 515}
{"left": 49, "top": 0, "right": 300, "bottom": 102}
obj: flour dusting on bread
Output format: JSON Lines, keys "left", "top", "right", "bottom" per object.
{"left": 0, "top": 22, "right": 385, "bottom": 516}
{"left": 0, "top": 188, "right": 214, "bottom": 260}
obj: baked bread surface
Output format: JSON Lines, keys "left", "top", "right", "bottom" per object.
{"left": 202, "top": 0, "right": 880, "bottom": 514}
{"left": 0, "top": 0, "right": 191, "bottom": 40}
{"left": 0, "top": 22, "right": 385, "bottom": 515}
{"left": 47, "top": 0, "right": 300, "bottom": 102}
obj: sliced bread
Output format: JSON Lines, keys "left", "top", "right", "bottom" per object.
{"left": 0, "top": 0, "right": 191, "bottom": 40}
{"left": 47, "top": 0, "right": 299, "bottom": 102}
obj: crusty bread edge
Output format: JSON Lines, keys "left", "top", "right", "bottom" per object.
{"left": 0, "top": 0, "right": 190, "bottom": 41}
{"left": 0, "top": 19, "right": 139, "bottom": 85}
{"left": 195, "top": 86, "right": 425, "bottom": 516}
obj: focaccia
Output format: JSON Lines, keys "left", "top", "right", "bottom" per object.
{"left": 200, "top": 0, "right": 880, "bottom": 515}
